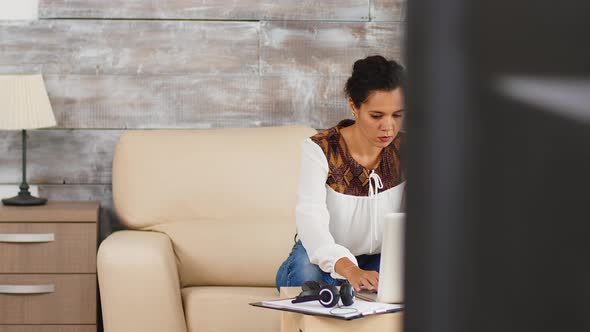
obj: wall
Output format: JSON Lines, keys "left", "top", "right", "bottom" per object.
{"left": 0, "top": 0, "right": 38, "bottom": 19}
{"left": 0, "top": 0, "right": 406, "bottom": 240}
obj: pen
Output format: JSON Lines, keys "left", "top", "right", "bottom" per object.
{"left": 361, "top": 308, "right": 388, "bottom": 316}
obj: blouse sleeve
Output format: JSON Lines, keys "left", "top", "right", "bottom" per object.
{"left": 296, "top": 138, "right": 358, "bottom": 279}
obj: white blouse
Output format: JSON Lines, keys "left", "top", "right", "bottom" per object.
{"left": 296, "top": 138, "right": 406, "bottom": 279}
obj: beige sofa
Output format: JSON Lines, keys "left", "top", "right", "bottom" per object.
{"left": 97, "top": 126, "right": 317, "bottom": 332}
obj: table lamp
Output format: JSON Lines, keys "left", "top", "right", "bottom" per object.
{"left": 0, "top": 75, "right": 56, "bottom": 206}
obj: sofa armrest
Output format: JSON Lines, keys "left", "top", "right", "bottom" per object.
{"left": 97, "top": 230, "right": 187, "bottom": 332}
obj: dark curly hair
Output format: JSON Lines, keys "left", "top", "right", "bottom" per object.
{"left": 344, "top": 55, "right": 405, "bottom": 109}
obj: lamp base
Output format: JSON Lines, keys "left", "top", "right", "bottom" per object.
{"left": 2, "top": 191, "right": 47, "bottom": 206}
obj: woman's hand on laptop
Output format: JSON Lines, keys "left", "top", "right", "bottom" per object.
{"left": 343, "top": 266, "right": 379, "bottom": 292}
{"left": 335, "top": 258, "right": 379, "bottom": 292}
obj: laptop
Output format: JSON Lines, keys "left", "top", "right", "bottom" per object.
{"left": 355, "top": 212, "right": 405, "bottom": 304}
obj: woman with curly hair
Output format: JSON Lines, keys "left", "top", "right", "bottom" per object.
{"left": 276, "top": 55, "right": 406, "bottom": 292}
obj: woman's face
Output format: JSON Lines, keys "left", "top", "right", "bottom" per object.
{"left": 349, "top": 88, "right": 404, "bottom": 148}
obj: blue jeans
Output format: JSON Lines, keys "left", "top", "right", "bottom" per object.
{"left": 275, "top": 240, "right": 381, "bottom": 291}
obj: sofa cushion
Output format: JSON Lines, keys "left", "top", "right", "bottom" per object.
{"left": 151, "top": 218, "right": 296, "bottom": 287}
{"left": 112, "top": 126, "right": 316, "bottom": 286}
{"left": 182, "top": 286, "right": 280, "bottom": 332}
{"left": 112, "top": 126, "right": 317, "bottom": 229}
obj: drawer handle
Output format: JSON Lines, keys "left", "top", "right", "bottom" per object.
{"left": 0, "top": 284, "right": 55, "bottom": 294}
{"left": 0, "top": 233, "right": 55, "bottom": 243}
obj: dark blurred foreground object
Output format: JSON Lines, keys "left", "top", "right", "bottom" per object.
{"left": 404, "top": 1, "right": 590, "bottom": 332}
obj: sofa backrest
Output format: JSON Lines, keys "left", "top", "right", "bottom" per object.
{"left": 112, "top": 126, "right": 317, "bottom": 287}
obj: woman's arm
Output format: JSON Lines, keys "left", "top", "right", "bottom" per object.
{"left": 296, "top": 139, "right": 358, "bottom": 279}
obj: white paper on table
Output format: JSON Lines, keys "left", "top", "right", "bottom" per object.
{"left": 260, "top": 298, "right": 403, "bottom": 319}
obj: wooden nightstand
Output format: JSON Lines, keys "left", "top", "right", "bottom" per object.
{"left": 0, "top": 201, "right": 99, "bottom": 332}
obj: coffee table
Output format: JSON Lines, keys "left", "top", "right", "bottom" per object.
{"left": 279, "top": 287, "right": 403, "bottom": 332}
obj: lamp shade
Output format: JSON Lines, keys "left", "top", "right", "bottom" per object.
{"left": 0, "top": 75, "right": 56, "bottom": 130}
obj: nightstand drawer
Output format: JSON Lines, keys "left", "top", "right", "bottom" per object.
{"left": 0, "top": 326, "right": 95, "bottom": 332}
{"left": 0, "top": 274, "right": 96, "bottom": 324}
{"left": 0, "top": 223, "right": 96, "bottom": 273}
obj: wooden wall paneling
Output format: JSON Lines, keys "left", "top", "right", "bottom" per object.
{"left": 370, "top": 0, "right": 406, "bottom": 22}
{"left": 44, "top": 74, "right": 277, "bottom": 129}
{"left": 38, "top": 184, "right": 120, "bottom": 242}
{"left": 0, "top": 20, "right": 259, "bottom": 75}
{"left": 260, "top": 21, "right": 404, "bottom": 77}
{"left": 38, "top": 0, "right": 371, "bottom": 21}
{"left": 39, "top": 75, "right": 343, "bottom": 129}
{"left": 0, "top": 129, "right": 122, "bottom": 185}
{"left": 261, "top": 75, "right": 351, "bottom": 129}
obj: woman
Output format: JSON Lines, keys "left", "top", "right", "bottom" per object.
{"left": 275, "top": 55, "right": 406, "bottom": 292}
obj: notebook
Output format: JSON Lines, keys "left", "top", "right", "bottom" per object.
{"left": 355, "top": 212, "right": 405, "bottom": 303}
{"left": 250, "top": 298, "right": 402, "bottom": 320}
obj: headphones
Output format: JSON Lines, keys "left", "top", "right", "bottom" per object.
{"left": 291, "top": 281, "right": 355, "bottom": 308}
